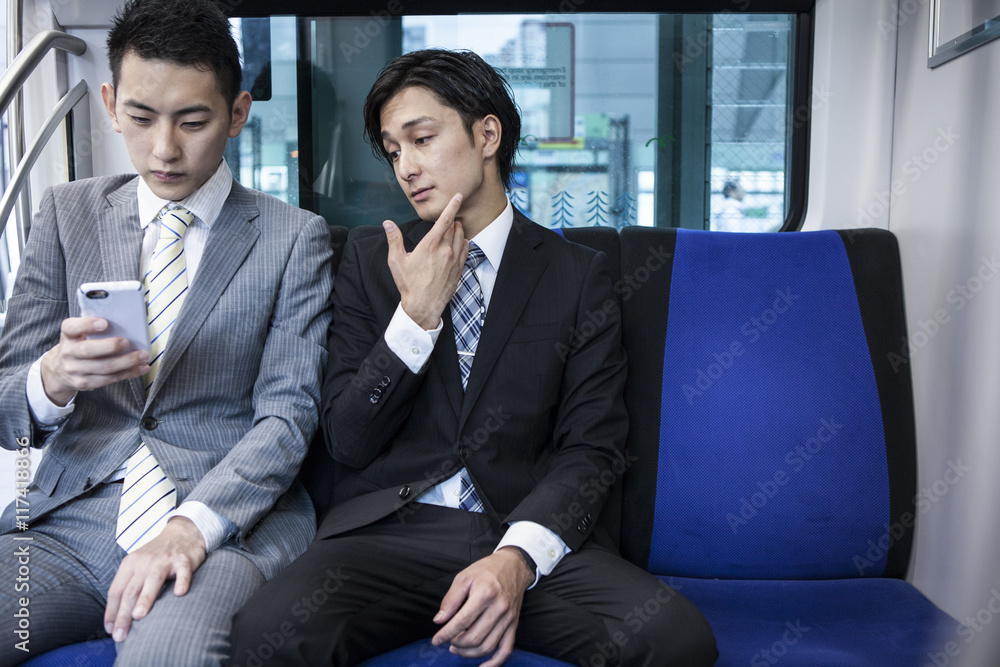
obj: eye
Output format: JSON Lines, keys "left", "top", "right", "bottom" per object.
{"left": 414, "top": 135, "right": 432, "bottom": 145}
{"left": 129, "top": 115, "right": 151, "bottom": 125}
{"left": 182, "top": 121, "right": 207, "bottom": 130}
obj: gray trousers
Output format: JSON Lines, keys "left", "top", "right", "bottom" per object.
{"left": 0, "top": 482, "right": 264, "bottom": 667}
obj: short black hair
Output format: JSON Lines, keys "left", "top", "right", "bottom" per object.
{"left": 107, "top": 0, "right": 242, "bottom": 109}
{"left": 363, "top": 49, "right": 521, "bottom": 190}
{"left": 723, "top": 181, "right": 739, "bottom": 198}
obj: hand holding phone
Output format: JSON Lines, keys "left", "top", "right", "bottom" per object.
{"left": 77, "top": 280, "right": 151, "bottom": 357}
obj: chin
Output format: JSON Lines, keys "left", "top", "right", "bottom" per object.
{"left": 411, "top": 202, "right": 443, "bottom": 222}
{"left": 148, "top": 180, "right": 193, "bottom": 202}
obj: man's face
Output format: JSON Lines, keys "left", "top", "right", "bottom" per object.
{"left": 102, "top": 53, "right": 249, "bottom": 201}
{"left": 379, "top": 86, "right": 489, "bottom": 221}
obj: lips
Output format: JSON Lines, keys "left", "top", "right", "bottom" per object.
{"left": 410, "top": 187, "right": 432, "bottom": 202}
{"left": 152, "top": 170, "right": 184, "bottom": 183}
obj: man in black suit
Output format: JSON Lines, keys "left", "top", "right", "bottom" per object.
{"left": 230, "top": 49, "right": 717, "bottom": 667}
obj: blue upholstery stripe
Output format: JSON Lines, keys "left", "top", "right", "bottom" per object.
{"left": 552, "top": 228, "right": 565, "bottom": 237}
{"left": 360, "top": 642, "right": 571, "bottom": 666}
{"left": 651, "top": 229, "right": 890, "bottom": 579}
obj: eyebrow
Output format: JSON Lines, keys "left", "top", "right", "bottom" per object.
{"left": 381, "top": 116, "right": 436, "bottom": 138}
{"left": 123, "top": 99, "right": 213, "bottom": 116}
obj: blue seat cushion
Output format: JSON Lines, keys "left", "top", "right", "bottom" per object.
{"left": 667, "top": 576, "right": 957, "bottom": 666}
{"left": 22, "top": 638, "right": 568, "bottom": 666}
{"left": 21, "top": 638, "right": 115, "bottom": 667}
{"left": 359, "top": 642, "right": 572, "bottom": 666}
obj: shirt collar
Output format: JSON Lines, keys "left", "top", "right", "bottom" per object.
{"left": 136, "top": 159, "right": 234, "bottom": 229}
{"left": 469, "top": 198, "right": 513, "bottom": 272}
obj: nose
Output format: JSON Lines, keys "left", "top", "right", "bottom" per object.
{"left": 153, "top": 124, "right": 181, "bottom": 163}
{"left": 395, "top": 148, "right": 419, "bottom": 181}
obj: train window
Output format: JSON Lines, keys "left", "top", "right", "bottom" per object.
{"left": 227, "top": 5, "right": 812, "bottom": 232}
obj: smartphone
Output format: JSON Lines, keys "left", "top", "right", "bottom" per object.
{"left": 77, "top": 280, "right": 151, "bottom": 356}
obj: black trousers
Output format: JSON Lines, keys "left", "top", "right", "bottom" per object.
{"left": 229, "top": 505, "right": 717, "bottom": 667}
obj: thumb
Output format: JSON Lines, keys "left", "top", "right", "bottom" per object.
{"left": 434, "top": 578, "right": 470, "bottom": 626}
{"left": 384, "top": 220, "right": 404, "bottom": 261}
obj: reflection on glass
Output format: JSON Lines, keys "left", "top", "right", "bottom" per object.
{"left": 227, "top": 17, "right": 299, "bottom": 207}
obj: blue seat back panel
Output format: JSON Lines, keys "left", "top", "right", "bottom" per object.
{"left": 650, "top": 230, "right": 890, "bottom": 579}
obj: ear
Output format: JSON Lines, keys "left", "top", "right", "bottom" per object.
{"left": 228, "top": 90, "right": 253, "bottom": 138}
{"left": 100, "top": 82, "right": 122, "bottom": 133}
{"left": 480, "top": 114, "right": 501, "bottom": 160}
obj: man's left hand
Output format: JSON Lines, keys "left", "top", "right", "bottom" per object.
{"left": 432, "top": 547, "right": 534, "bottom": 667}
{"left": 104, "top": 516, "right": 207, "bottom": 642}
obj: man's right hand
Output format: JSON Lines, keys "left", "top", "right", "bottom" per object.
{"left": 40, "top": 317, "right": 150, "bottom": 406}
{"left": 384, "top": 193, "right": 467, "bottom": 330}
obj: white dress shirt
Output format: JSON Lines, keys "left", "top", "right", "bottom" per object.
{"left": 25, "top": 160, "right": 237, "bottom": 551}
{"left": 384, "top": 199, "right": 571, "bottom": 587}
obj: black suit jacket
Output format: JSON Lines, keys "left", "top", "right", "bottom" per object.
{"left": 318, "top": 211, "right": 627, "bottom": 551}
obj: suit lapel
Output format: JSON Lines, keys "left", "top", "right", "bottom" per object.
{"left": 145, "top": 181, "right": 260, "bottom": 405}
{"left": 99, "top": 179, "right": 146, "bottom": 407}
{"left": 404, "top": 222, "right": 463, "bottom": 418}
{"left": 459, "top": 212, "right": 547, "bottom": 429}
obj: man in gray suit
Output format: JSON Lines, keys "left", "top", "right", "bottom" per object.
{"left": 0, "top": 0, "right": 331, "bottom": 664}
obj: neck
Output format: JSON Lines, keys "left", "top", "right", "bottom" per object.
{"left": 459, "top": 182, "right": 508, "bottom": 239}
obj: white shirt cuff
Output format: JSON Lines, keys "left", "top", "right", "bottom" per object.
{"left": 496, "top": 521, "right": 571, "bottom": 589}
{"left": 384, "top": 303, "right": 441, "bottom": 374}
{"left": 170, "top": 501, "right": 234, "bottom": 552}
{"left": 26, "top": 357, "right": 76, "bottom": 429}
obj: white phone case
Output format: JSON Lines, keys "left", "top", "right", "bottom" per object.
{"left": 77, "top": 280, "right": 151, "bottom": 356}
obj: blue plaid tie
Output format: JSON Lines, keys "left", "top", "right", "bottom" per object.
{"left": 452, "top": 242, "right": 487, "bottom": 390}
{"left": 452, "top": 242, "right": 487, "bottom": 513}
{"left": 458, "top": 467, "right": 484, "bottom": 513}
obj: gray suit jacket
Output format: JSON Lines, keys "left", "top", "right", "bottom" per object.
{"left": 0, "top": 175, "right": 333, "bottom": 580}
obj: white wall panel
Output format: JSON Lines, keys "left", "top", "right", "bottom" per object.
{"left": 889, "top": 0, "right": 1000, "bottom": 661}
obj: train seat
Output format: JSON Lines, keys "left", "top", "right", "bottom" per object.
{"left": 23, "top": 225, "right": 958, "bottom": 665}
{"left": 618, "top": 226, "right": 957, "bottom": 665}
{"left": 21, "top": 638, "right": 115, "bottom": 666}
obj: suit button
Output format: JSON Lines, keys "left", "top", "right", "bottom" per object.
{"left": 246, "top": 520, "right": 261, "bottom": 540}
{"left": 399, "top": 486, "right": 410, "bottom": 499}
{"left": 83, "top": 477, "right": 92, "bottom": 491}
{"left": 141, "top": 416, "right": 158, "bottom": 430}
{"left": 379, "top": 376, "right": 391, "bottom": 388}
{"left": 459, "top": 447, "right": 471, "bottom": 458}
{"left": 369, "top": 389, "right": 382, "bottom": 404}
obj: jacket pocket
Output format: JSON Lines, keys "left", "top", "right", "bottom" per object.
{"left": 30, "top": 458, "right": 65, "bottom": 496}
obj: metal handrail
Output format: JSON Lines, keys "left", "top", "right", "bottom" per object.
{"left": 0, "top": 30, "right": 86, "bottom": 120}
{"left": 0, "top": 81, "right": 89, "bottom": 234}
{"left": 0, "top": 28, "right": 88, "bottom": 254}
{"left": 4, "top": 0, "right": 25, "bottom": 283}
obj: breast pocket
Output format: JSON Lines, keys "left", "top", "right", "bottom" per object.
{"left": 496, "top": 322, "right": 567, "bottom": 408}
{"left": 507, "top": 322, "right": 565, "bottom": 345}
{"left": 30, "top": 458, "right": 65, "bottom": 497}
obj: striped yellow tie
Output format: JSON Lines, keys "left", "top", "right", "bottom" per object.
{"left": 115, "top": 205, "right": 191, "bottom": 552}
{"left": 142, "top": 205, "right": 193, "bottom": 390}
